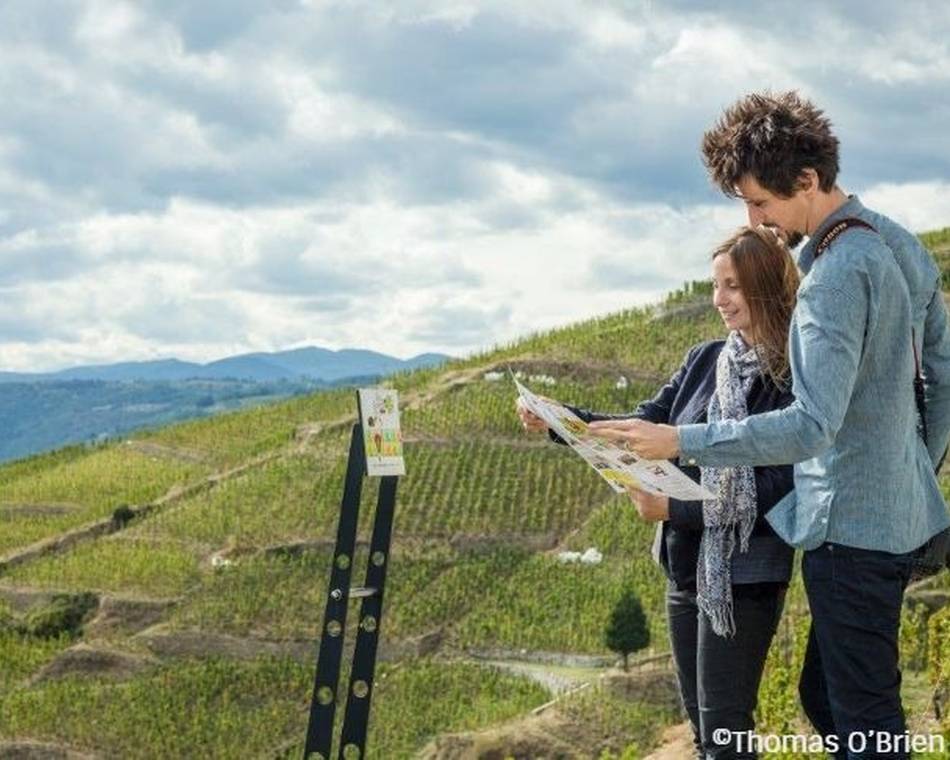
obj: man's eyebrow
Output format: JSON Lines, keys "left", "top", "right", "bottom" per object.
{"left": 733, "top": 188, "right": 765, "bottom": 203}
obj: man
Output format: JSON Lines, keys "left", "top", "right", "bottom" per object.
{"left": 590, "top": 91, "right": 950, "bottom": 758}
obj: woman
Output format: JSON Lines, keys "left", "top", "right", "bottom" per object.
{"left": 517, "top": 226, "right": 799, "bottom": 759}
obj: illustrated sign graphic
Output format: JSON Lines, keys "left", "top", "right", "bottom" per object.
{"left": 358, "top": 388, "right": 406, "bottom": 477}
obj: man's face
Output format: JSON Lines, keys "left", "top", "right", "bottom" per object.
{"left": 735, "top": 175, "right": 807, "bottom": 248}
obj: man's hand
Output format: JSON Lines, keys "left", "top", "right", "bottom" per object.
{"left": 586, "top": 419, "right": 680, "bottom": 460}
{"left": 515, "top": 397, "right": 549, "bottom": 433}
{"left": 626, "top": 487, "right": 670, "bottom": 522}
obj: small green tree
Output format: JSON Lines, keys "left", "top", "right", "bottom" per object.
{"left": 605, "top": 588, "right": 650, "bottom": 671}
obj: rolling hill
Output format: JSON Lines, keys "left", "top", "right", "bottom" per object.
{"left": 0, "top": 228, "right": 949, "bottom": 758}
{"left": 0, "top": 347, "right": 452, "bottom": 384}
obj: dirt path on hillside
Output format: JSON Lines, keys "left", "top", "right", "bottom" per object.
{"left": 470, "top": 659, "right": 593, "bottom": 695}
{"left": 642, "top": 723, "right": 695, "bottom": 760}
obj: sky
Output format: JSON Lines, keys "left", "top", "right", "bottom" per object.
{"left": 1, "top": 0, "right": 949, "bottom": 372}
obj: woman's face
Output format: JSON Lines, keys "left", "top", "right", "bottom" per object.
{"left": 712, "top": 252, "right": 753, "bottom": 337}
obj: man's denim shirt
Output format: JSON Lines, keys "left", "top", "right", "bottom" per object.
{"left": 679, "top": 196, "right": 950, "bottom": 553}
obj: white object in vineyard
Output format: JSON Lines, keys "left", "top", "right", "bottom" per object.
{"left": 556, "top": 547, "right": 602, "bottom": 565}
{"left": 579, "top": 547, "right": 603, "bottom": 565}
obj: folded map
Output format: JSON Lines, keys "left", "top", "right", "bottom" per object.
{"left": 514, "top": 373, "right": 715, "bottom": 502}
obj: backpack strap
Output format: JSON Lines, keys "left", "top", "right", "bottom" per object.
{"left": 912, "top": 328, "right": 928, "bottom": 443}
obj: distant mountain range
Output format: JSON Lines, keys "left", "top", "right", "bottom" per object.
{"left": 0, "top": 348, "right": 451, "bottom": 463}
{"left": 0, "top": 347, "right": 451, "bottom": 384}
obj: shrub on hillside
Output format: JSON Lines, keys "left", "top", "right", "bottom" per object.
{"left": 24, "top": 593, "right": 98, "bottom": 638}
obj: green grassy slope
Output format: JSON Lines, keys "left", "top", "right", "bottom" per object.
{"left": 0, "top": 228, "right": 948, "bottom": 758}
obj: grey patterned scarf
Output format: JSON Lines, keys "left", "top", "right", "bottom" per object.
{"left": 696, "top": 331, "right": 760, "bottom": 637}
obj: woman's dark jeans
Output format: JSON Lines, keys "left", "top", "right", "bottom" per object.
{"left": 667, "top": 581, "right": 787, "bottom": 759}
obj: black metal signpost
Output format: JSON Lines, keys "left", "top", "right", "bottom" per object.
{"left": 304, "top": 394, "right": 401, "bottom": 760}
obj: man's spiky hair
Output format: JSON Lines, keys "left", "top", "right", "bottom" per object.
{"left": 701, "top": 91, "right": 840, "bottom": 198}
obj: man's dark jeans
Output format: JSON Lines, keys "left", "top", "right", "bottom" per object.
{"left": 800, "top": 542, "right": 915, "bottom": 760}
{"left": 667, "top": 581, "right": 786, "bottom": 759}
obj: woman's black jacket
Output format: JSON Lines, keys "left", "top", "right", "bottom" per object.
{"left": 554, "top": 339, "right": 795, "bottom": 589}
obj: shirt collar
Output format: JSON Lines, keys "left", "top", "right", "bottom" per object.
{"left": 798, "top": 194, "right": 865, "bottom": 274}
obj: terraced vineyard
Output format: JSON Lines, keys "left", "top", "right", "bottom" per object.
{"left": 1, "top": 230, "right": 949, "bottom": 758}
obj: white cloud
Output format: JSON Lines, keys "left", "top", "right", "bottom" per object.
{"left": 0, "top": 0, "right": 948, "bottom": 372}
{"left": 861, "top": 181, "right": 950, "bottom": 233}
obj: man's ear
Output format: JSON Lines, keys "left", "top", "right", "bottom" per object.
{"left": 795, "top": 168, "right": 820, "bottom": 195}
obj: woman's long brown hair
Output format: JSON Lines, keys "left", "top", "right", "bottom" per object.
{"left": 712, "top": 226, "right": 800, "bottom": 387}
